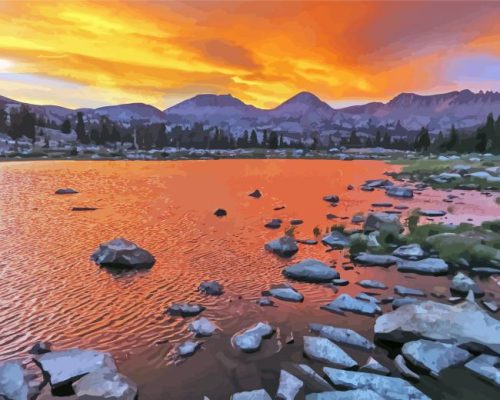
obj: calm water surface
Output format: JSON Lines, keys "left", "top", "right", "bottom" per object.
{"left": 0, "top": 159, "right": 498, "bottom": 399}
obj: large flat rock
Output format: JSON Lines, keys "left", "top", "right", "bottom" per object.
{"left": 322, "top": 367, "right": 430, "bottom": 400}
{"left": 309, "top": 323, "right": 374, "bottom": 350}
{"left": 283, "top": 259, "right": 339, "bottom": 282}
{"left": 375, "top": 299, "right": 500, "bottom": 355}
{"left": 322, "top": 294, "right": 381, "bottom": 316}
{"left": 303, "top": 336, "right": 357, "bottom": 368}
{"left": 306, "top": 390, "right": 384, "bottom": 400}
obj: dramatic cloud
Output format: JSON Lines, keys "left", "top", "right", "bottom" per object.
{"left": 0, "top": 1, "right": 499, "bottom": 109}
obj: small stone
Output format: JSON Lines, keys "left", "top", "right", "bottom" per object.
{"left": 265, "top": 237, "right": 299, "bottom": 258}
{"left": 394, "top": 355, "right": 419, "bottom": 382}
{"left": 249, "top": 189, "right": 262, "bottom": 198}
{"left": 291, "top": 219, "right": 303, "bottom": 225}
{"left": 233, "top": 322, "right": 274, "bottom": 353}
{"left": 55, "top": 188, "right": 78, "bottom": 195}
{"left": 283, "top": 259, "right": 339, "bottom": 282}
{"left": 29, "top": 341, "right": 52, "bottom": 355}
{"left": 214, "top": 208, "right": 227, "bottom": 217}
{"left": 199, "top": 280, "right": 224, "bottom": 295}
{"left": 277, "top": 370, "right": 303, "bottom": 400}
{"left": 357, "top": 280, "right": 387, "bottom": 290}
{"left": 265, "top": 219, "right": 282, "bottom": 229}
{"left": 394, "top": 285, "right": 426, "bottom": 297}
{"left": 167, "top": 303, "right": 205, "bottom": 317}
{"left": 265, "top": 284, "right": 304, "bottom": 302}
{"left": 323, "top": 195, "right": 340, "bottom": 203}
{"left": 309, "top": 323, "right": 374, "bottom": 350}
{"left": 177, "top": 341, "right": 201, "bottom": 357}
{"left": 359, "top": 357, "right": 390, "bottom": 375}
{"left": 188, "top": 317, "right": 218, "bottom": 337}
{"left": 322, "top": 294, "right": 381, "bottom": 316}
{"left": 392, "top": 297, "right": 420, "bottom": 309}
{"left": 393, "top": 244, "right": 425, "bottom": 260}
{"left": 333, "top": 279, "right": 349, "bottom": 286}
{"left": 256, "top": 297, "right": 275, "bottom": 307}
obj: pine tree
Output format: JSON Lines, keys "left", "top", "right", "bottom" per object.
{"left": 374, "top": 130, "right": 382, "bottom": 147}
{"left": 268, "top": 131, "right": 279, "bottom": 149}
{"left": 382, "top": 132, "right": 391, "bottom": 148}
{"left": 262, "top": 130, "right": 268, "bottom": 147}
{"left": 348, "top": 130, "right": 361, "bottom": 146}
{"left": 75, "top": 112, "right": 88, "bottom": 144}
{"left": 415, "top": 127, "right": 430, "bottom": 152}
{"left": 155, "top": 123, "right": 167, "bottom": 149}
{"left": 0, "top": 105, "right": 8, "bottom": 132}
{"left": 61, "top": 119, "right": 71, "bottom": 134}
{"left": 446, "top": 125, "right": 458, "bottom": 151}
{"left": 279, "top": 133, "right": 284, "bottom": 147}
{"left": 475, "top": 126, "right": 487, "bottom": 153}
{"left": 250, "top": 129, "right": 258, "bottom": 147}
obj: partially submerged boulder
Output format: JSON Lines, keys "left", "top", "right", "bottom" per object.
{"left": 303, "top": 337, "right": 357, "bottom": 369}
{"left": 0, "top": 361, "right": 29, "bottom": 400}
{"left": 283, "top": 259, "right": 339, "bottom": 282}
{"left": 322, "top": 294, "right": 381, "bottom": 316}
{"left": 166, "top": 303, "right": 205, "bottom": 317}
{"left": 357, "top": 280, "right": 387, "bottom": 290}
{"left": 198, "top": 280, "right": 224, "bottom": 296}
{"left": 322, "top": 367, "right": 429, "bottom": 400}
{"left": 55, "top": 188, "right": 78, "bottom": 195}
{"left": 91, "top": 238, "right": 156, "bottom": 269}
{"left": 374, "top": 298, "right": 500, "bottom": 355}
{"left": 188, "top": 317, "right": 218, "bottom": 337}
{"left": 249, "top": 189, "right": 262, "bottom": 198}
{"left": 214, "top": 208, "right": 227, "bottom": 217}
{"left": 402, "top": 339, "right": 472, "bottom": 378}
{"left": 321, "top": 231, "right": 350, "bottom": 249}
{"left": 393, "top": 244, "right": 425, "bottom": 260}
{"left": 385, "top": 186, "right": 414, "bottom": 198}
{"left": 353, "top": 253, "right": 399, "bottom": 267}
{"left": 177, "top": 341, "right": 202, "bottom": 358}
{"left": 323, "top": 195, "right": 340, "bottom": 204}
{"left": 309, "top": 323, "right": 374, "bottom": 350}
{"left": 363, "top": 213, "right": 403, "bottom": 233}
{"left": 72, "top": 368, "right": 137, "bottom": 400}
{"left": 233, "top": 322, "right": 274, "bottom": 353}
{"left": 264, "top": 284, "right": 304, "bottom": 302}
{"left": 265, "top": 237, "right": 299, "bottom": 258}
{"left": 359, "top": 357, "right": 390, "bottom": 375}
{"left": 396, "top": 258, "right": 448, "bottom": 275}
{"left": 450, "top": 272, "right": 484, "bottom": 296}
{"left": 34, "top": 349, "right": 117, "bottom": 387}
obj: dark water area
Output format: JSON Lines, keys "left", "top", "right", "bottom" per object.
{"left": 0, "top": 159, "right": 498, "bottom": 399}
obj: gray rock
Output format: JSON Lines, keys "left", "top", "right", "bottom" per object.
{"left": 231, "top": 389, "right": 272, "bottom": 400}
{"left": 34, "top": 349, "right": 117, "bottom": 387}
{"left": 333, "top": 279, "right": 349, "bottom": 286}
{"left": 214, "top": 208, "right": 227, "bottom": 217}
{"left": 374, "top": 299, "right": 500, "bottom": 355}
{"left": 297, "top": 239, "right": 318, "bottom": 245}
{"left": 321, "top": 231, "right": 350, "bottom": 249}
{"left": 322, "top": 367, "right": 430, "bottom": 400}
{"left": 472, "top": 267, "right": 500, "bottom": 275}
{"left": 177, "top": 341, "right": 201, "bottom": 357}
{"left": 402, "top": 339, "right": 472, "bottom": 378}
{"left": 29, "top": 341, "right": 52, "bottom": 355}
{"left": 198, "top": 280, "right": 224, "bottom": 295}
{"left": 395, "top": 354, "right": 419, "bottom": 382}
{"left": 72, "top": 369, "right": 137, "bottom": 400}
{"left": 309, "top": 323, "right": 374, "bottom": 350}
{"left": 55, "top": 188, "right": 78, "bottom": 195}
{"left": 306, "top": 390, "right": 384, "bottom": 400}
{"left": 386, "top": 186, "right": 414, "bottom": 198}
{"left": 167, "top": 303, "right": 205, "bottom": 317}
{"left": 450, "top": 272, "right": 484, "bottom": 296}
{"left": 283, "top": 259, "right": 339, "bottom": 282}
{"left": 359, "top": 357, "right": 390, "bottom": 375}
{"left": 290, "top": 219, "right": 303, "bottom": 226}
{"left": 303, "top": 336, "right": 357, "bottom": 368}
{"left": 363, "top": 179, "right": 394, "bottom": 188}
{"left": 356, "top": 293, "right": 380, "bottom": 304}
{"left": 357, "top": 280, "right": 387, "bottom": 289}
{"left": 249, "top": 189, "right": 262, "bottom": 198}
{"left": 392, "top": 297, "right": 420, "bottom": 309}
{"left": 233, "top": 322, "right": 274, "bottom": 352}
{"left": 0, "top": 361, "right": 28, "bottom": 400}
{"left": 188, "top": 317, "right": 218, "bottom": 337}
{"left": 363, "top": 212, "right": 403, "bottom": 233}
{"left": 283, "top": 364, "right": 333, "bottom": 392}
{"left": 322, "top": 294, "right": 381, "bottom": 316}
{"left": 393, "top": 244, "right": 425, "bottom": 260}
{"left": 265, "top": 219, "right": 282, "bottom": 229}
{"left": 353, "top": 253, "right": 400, "bottom": 267}
{"left": 482, "top": 300, "right": 499, "bottom": 313}
{"left": 396, "top": 258, "right": 448, "bottom": 275}
{"left": 91, "top": 238, "right": 156, "bottom": 269}
{"left": 351, "top": 214, "right": 365, "bottom": 224}
{"left": 256, "top": 297, "right": 275, "bottom": 307}
{"left": 267, "top": 285, "right": 304, "bottom": 302}
{"left": 394, "top": 285, "right": 426, "bottom": 297}
{"left": 276, "top": 370, "right": 303, "bottom": 400}
{"left": 465, "top": 354, "right": 500, "bottom": 387}
{"left": 418, "top": 210, "right": 447, "bottom": 217}
{"left": 323, "top": 195, "right": 340, "bottom": 203}
{"left": 265, "top": 237, "right": 299, "bottom": 258}
{"left": 371, "top": 202, "right": 393, "bottom": 207}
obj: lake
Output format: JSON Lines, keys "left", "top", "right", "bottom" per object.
{"left": 0, "top": 159, "right": 498, "bottom": 399}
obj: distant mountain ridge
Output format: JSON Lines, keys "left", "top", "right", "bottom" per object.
{"left": 2, "top": 88, "right": 500, "bottom": 136}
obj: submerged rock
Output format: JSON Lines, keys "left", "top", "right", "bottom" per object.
{"left": 0, "top": 361, "right": 28, "bottom": 400}
{"left": 363, "top": 212, "right": 403, "bottom": 233}
{"left": 72, "top": 368, "right": 137, "bottom": 400}
{"left": 353, "top": 253, "right": 400, "bottom": 267}
{"left": 394, "top": 285, "right": 426, "bottom": 297}
{"left": 359, "top": 357, "right": 390, "bottom": 375}
{"left": 214, "top": 208, "right": 227, "bottom": 217}
{"left": 418, "top": 210, "right": 447, "bottom": 217}
{"left": 91, "top": 238, "right": 156, "bottom": 269}
{"left": 167, "top": 303, "right": 205, "bottom": 317}
{"left": 450, "top": 272, "right": 484, "bottom": 296}
{"left": 374, "top": 298, "right": 500, "bottom": 355}
{"left": 34, "top": 349, "right": 117, "bottom": 387}
{"left": 363, "top": 179, "right": 393, "bottom": 189}
{"left": 283, "top": 364, "right": 333, "bottom": 392}
{"left": 231, "top": 389, "right": 272, "bottom": 400}
{"left": 306, "top": 390, "right": 385, "bottom": 400}
{"left": 198, "top": 280, "right": 224, "bottom": 295}
{"left": 29, "top": 341, "right": 52, "bottom": 355}
{"left": 393, "top": 244, "right": 425, "bottom": 260}
{"left": 396, "top": 258, "right": 448, "bottom": 275}
{"left": 465, "top": 354, "right": 500, "bottom": 387}
{"left": 55, "top": 188, "right": 78, "bottom": 195}
{"left": 357, "top": 280, "right": 387, "bottom": 290}
{"left": 233, "top": 322, "right": 274, "bottom": 353}
{"left": 385, "top": 186, "right": 414, "bottom": 198}
{"left": 276, "top": 370, "right": 303, "bottom": 400}
{"left": 283, "top": 259, "right": 339, "bottom": 282}
{"left": 322, "top": 367, "right": 430, "bottom": 400}
{"left": 265, "top": 284, "right": 304, "bottom": 302}
{"left": 249, "top": 189, "right": 262, "bottom": 198}
{"left": 402, "top": 339, "right": 472, "bottom": 378}
{"left": 321, "top": 231, "right": 350, "bottom": 249}
{"left": 265, "top": 219, "right": 282, "bottom": 229}
{"left": 322, "top": 294, "right": 381, "bottom": 316}
{"left": 177, "top": 341, "right": 202, "bottom": 357}
{"left": 323, "top": 195, "right": 340, "bottom": 203}
{"left": 188, "top": 317, "right": 218, "bottom": 337}
{"left": 309, "top": 323, "right": 374, "bottom": 350}
{"left": 265, "top": 237, "right": 299, "bottom": 258}
{"left": 297, "top": 239, "right": 318, "bottom": 245}
{"left": 291, "top": 219, "right": 303, "bottom": 226}
{"left": 394, "top": 354, "right": 419, "bottom": 382}
{"left": 303, "top": 336, "right": 357, "bottom": 368}
{"left": 256, "top": 297, "right": 275, "bottom": 307}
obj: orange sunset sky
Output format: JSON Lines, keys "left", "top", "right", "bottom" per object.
{"left": 0, "top": 0, "right": 500, "bottom": 110}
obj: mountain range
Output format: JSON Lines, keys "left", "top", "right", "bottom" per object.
{"left": 2, "top": 89, "right": 500, "bottom": 137}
